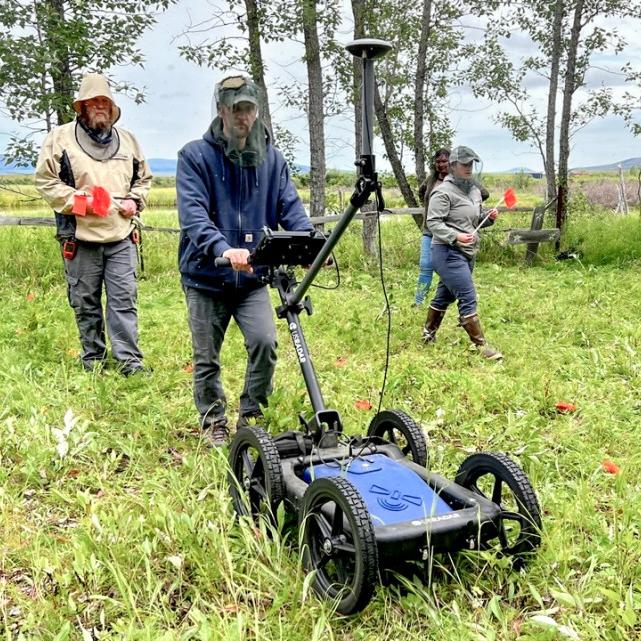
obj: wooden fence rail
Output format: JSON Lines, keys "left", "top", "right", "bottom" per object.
{"left": 0, "top": 205, "right": 558, "bottom": 264}
{"left": 0, "top": 205, "right": 533, "bottom": 229}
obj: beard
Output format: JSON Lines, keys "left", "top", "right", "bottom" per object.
{"left": 80, "top": 105, "right": 112, "bottom": 131}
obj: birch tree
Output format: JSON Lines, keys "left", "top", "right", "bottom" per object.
{"left": 466, "top": 0, "right": 641, "bottom": 230}
{"left": 346, "top": 0, "right": 460, "bottom": 229}
{"left": 0, "top": 0, "right": 175, "bottom": 165}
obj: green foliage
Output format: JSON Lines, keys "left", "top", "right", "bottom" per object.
{"left": 2, "top": 212, "right": 641, "bottom": 638}
{"left": 271, "top": 123, "right": 302, "bottom": 177}
{"left": 465, "top": 0, "right": 641, "bottom": 196}
{"left": 563, "top": 199, "right": 641, "bottom": 265}
{"left": 0, "top": 0, "right": 177, "bottom": 165}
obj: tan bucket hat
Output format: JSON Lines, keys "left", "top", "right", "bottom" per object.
{"left": 72, "top": 73, "right": 121, "bottom": 124}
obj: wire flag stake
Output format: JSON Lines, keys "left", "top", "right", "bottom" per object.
{"left": 473, "top": 187, "right": 517, "bottom": 234}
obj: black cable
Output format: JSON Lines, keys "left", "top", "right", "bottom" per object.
{"left": 310, "top": 251, "right": 340, "bottom": 290}
{"left": 375, "top": 193, "right": 392, "bottom": 417}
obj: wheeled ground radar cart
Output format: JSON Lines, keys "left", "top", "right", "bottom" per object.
{"left": 224, "top": 39, "right": 542, "bottom": 615}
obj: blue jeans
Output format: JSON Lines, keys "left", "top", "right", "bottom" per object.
{"left": 429, "top": 244, "right": 477, "bottom": 317}
{"left": 415, "top": 234, "right": 434, "bottom": 305}
{"left": 184, "top": 285, "right": 277, "bottom": 426}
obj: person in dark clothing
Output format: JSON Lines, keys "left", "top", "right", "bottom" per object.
{"left": 414, "top": 148, "right": 450, "bottom": 306}
{"left": 177, "top": 75, "right": 314, "bottom": 446}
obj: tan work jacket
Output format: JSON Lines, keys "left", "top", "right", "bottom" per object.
{"left": 35, "top": 121, "right": 152, "bottom": 243}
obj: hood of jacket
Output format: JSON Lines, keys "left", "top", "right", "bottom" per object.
{"left": 176, "top": 123, "right": 312, "bottom": 296}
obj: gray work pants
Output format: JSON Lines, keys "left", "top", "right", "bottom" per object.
{"left": 184, "top": 285, "right": 277, "bottom": 425}
{"left": 64, "top": 238, "right": 142, "bottom": 368}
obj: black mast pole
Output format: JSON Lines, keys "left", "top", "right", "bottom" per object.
{"left": 287, "top": 38, "right": 392, "bottom": 308}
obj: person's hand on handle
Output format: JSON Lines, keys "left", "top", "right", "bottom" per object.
{"left": 487, "top": 208, "right": 499, "bottom": 221}
{"left": 456, "top": 233, "right": 475, "bottom": 245}
{"left": 222, "top": 248, "right": 252, "bottom": 272}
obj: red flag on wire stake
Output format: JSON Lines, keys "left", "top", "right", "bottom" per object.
{"left": 91, "top": 186, "right": 111, "bottom": 217}
{"left": 473, "top": 187, "right": 517, "bottom": 233}
{"left": 503, "top": 187, "right": 517, "bottom": 209}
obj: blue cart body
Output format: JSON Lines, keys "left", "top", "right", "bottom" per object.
{"left": 302, "top": 454, "right": 453, "bottom": 526}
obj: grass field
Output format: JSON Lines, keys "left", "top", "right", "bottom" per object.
{"left": 1, "top": 208, "right": 641, "bottom": 639}
{"left": 3, "top": 170, "right": 639, "bottom": 213}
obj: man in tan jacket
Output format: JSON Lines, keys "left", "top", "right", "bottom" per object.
{"left": 36, "top": 73, "right": 152, "bottom": 374}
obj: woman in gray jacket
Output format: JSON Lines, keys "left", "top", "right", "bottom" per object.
{"left": 423, "top": 146, "right": 502, "bottom": 360}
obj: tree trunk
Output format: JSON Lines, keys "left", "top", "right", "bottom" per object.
{"left": 414, "top": 0, "right": 433, "bottom": 188}
{"left": 302, "top": 0, "right": 326, "bottom": 221}
{"left": 557, "top": 0, "right": 584, "bottom": 233}
{"left": 374, "top": 84, "right": 420, "bottom": 220}
{"left": 244, "top": 0, "right": 274, "bottom": 138}
{"left": 34, "top": 5, "right": 53, "bottom": 132}
{"left": 45, "top": 0, "right": 74, "bottom": 126}
{"left": 544, "top": 0, "right": 564, "bottom": 204}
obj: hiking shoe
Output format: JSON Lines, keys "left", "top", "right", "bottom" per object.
{"left": 120, "top": 365, "right": 153, "bottom": 377}
{"left": 236, "top": 410, "right": 264, "bottom": 430}
{"left": 201, "top": 414, "right": 230, "bottom": 448}
{"left": 82, "top": 359, "right": 107, "bottom": 373}
{"left": 203, "top": 424, "right": 231, "bottom": 448}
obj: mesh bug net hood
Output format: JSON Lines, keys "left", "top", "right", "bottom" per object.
{"left": 449, "top": 145, "right": 484, "bottom": 194}
{"left": 210, "top": 75, "right": 267, "bottom": 167}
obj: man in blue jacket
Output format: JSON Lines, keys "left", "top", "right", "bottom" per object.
{"left": 177, "top": 75, "right": 313, "bottom": 446}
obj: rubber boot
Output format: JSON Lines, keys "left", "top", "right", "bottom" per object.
{"left": 459, "top": 314, "right": 503, "bottom": 360}
{"left": 422, "top": 307, "right": 447, "bottom": 343}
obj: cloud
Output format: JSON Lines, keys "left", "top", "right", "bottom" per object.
{"left": 1, "top": 0, "right": 640, "bottom": 174}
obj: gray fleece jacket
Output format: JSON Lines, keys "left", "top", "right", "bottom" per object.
{"left": 426, "top": 175, "right": 494, "bottom": 259}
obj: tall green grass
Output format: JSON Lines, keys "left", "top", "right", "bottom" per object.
{"left": 563, "top": 200, "right": 641, "bottom": 265}
{"left": 1, "top": 212, "right": 640, "bottom": 639}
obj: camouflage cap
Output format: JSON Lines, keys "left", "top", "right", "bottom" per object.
{"left": 449, "top": 145, "right": 481, "bottom": 164}
{"left": 215, "top": 75, "right": 259, "bottom": 108}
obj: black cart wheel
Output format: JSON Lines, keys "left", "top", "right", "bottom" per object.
{"left": 228, "top": 426, "right": 284, "bottom": 524}
{"left": 367, "top": 409, "right": 428, "bottom": 467}
{"left": 455, "top": 452, "right": 542, "bottom": 558}
{"left": 300, "top": 477, "right": 378, "bottom": 615}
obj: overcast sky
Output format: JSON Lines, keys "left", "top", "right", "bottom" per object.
{"left": 1, "top": 1, "right": 640, "bottom": 172}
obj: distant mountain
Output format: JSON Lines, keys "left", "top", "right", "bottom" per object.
{"left": 499, "top": 167, "right": 539, "bottom": 174}
{"left": 0, "top": 160, "right": 33, "bottom": 174}
{"left": 0, "top": 157, "right": 179, "bottom": 175}
{"left": 0, "top": 156, "right": 309, "bottom": 176}
{"left": 571, "top": 157, "right": 641, "bottom": 172}
{"left": 148, "top": 158, "right": 176, "bottom": 175}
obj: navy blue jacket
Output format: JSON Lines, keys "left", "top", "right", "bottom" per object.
{"left": 177, "top": 123, "right": 313, "bottom": 294}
